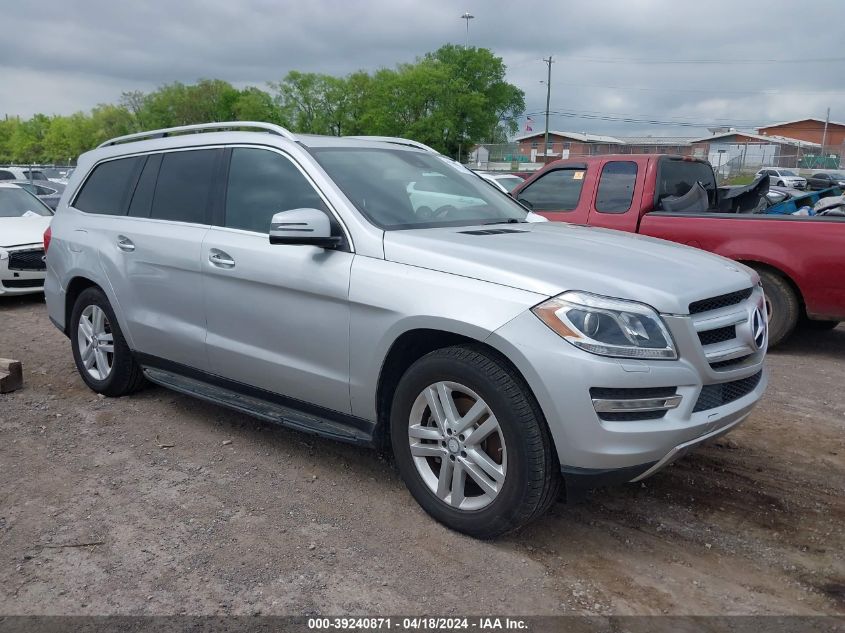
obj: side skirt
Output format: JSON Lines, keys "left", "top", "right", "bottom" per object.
{"left": 137, "top": 355, "right": 375, "bottom": 447}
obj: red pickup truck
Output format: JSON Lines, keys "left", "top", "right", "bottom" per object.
{"left": 511, "top": 154, "right": 845, "bottom": 345}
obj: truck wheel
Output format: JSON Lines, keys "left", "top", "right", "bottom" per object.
{"left": 390, "top": 345, "right": 561, "bottom": 538}
{"left": 70, "top": 287, "right": 146, "bottom": 397}
{"left": 756, "top": 269, "right": 799, "bottom": 347}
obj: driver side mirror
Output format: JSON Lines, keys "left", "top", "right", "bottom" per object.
{"left": 269, "top": 208, "right": 343, "bottom": 249}
{"left": 516, "top": 196, "right": 533, "bottom": 210}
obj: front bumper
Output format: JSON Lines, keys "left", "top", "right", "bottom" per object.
{"left": 487, "top": 296, "right": 768, "bottom": 475}
{"left": 0, "top": 245, "right": 46, "bottom": 295}
{"left": 560, "top": 407, "right": 752, "bottom": 499}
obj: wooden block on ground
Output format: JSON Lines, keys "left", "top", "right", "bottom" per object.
{"left": 0, "top": 358, "right": 23, "bottom": 393}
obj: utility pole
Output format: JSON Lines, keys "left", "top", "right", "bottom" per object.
{"left": 460, "top": 12, "right": 474, "bottom": 49}
{"left": 821, "top": 106, "right": 830, "bottom": 161}
{"left": 542, "top": 56, "right": 553, "bottom": 161}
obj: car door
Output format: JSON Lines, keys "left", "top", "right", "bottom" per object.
{"left": 75, "top": 149, "right": 220, "bottom": 370}
{"left": 583, "top": 160, "right": 642, "bottom": 232}
{"left": 202, "top": 146, "right": 354, "bottom": 414}
{"left": 812, "top": 173, "right": 830, "bottom": 190}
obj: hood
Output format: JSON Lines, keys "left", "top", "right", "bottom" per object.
{"left": 383, "top": 222, "right": 757, "bottom": 315}
{"left": 0, "top": 216, "right": 52, "bottom": 248}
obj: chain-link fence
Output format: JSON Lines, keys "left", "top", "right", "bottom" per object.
{"left": 466, "top": 140, "right": 843, "bottom": 181}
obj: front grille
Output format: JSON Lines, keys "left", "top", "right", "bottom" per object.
{"left": 693, "top": 371, "right": 763, "bottom": 412}
{"left": 698, "top": 325, "right": 736, "bottom": 346}
{"left": 590, "top": 386, "right": 677, "bottom": 421}
{"left": 689, "top": 288, "right": 753, "bottom": 315}
{"left": 8, "top": 248, "right": 46, "bottom": 271}
{"left": 2, "top": 278, "right": 43, "bottom": 288}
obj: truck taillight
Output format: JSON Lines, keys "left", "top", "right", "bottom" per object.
{"left": 43, "top": 226, "right": 52, "bottom": 252}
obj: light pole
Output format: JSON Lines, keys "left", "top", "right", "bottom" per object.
{"left": 460, "top": 12, "right": 474, "bottom": 49}
{"left": 542, "top": 56, "right": 553, "bottom": 161}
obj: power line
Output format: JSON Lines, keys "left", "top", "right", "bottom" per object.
{"left": 519, "top": 109, "right": 842, "bottom": 131}
{"left": 548, "top": 82, "right": 845, "bottom": 96}
{"left": 557, "top": 55, "right": 845, "bottom": 65}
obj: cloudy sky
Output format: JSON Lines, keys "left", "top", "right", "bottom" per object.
{"left": 2, "top": 0, "right": 844, "bottom": 137}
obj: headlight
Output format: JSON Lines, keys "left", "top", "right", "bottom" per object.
{"left": 532, "top": 291, "right": 677, "bottom": 359}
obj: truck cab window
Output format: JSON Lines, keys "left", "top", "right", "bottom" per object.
{"left": 595, "top": 161, "right": 637, "bottom": 213}
{"left": 517, "top": 169, "right": 585, "bottom": 211}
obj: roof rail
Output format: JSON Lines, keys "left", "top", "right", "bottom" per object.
{"left": 97, "top": 121, "right": 298, "bottom": 148}
{"left": 344, "top": 136, "right": 439, "bottom": 154}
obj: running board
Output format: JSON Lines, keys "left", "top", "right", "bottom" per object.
{"left": 142, "top": 367, "right": 373, "bottom": 446}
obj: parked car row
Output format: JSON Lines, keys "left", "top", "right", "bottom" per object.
{"left": 0, "top": 166, "right": 75, "bottom": 185}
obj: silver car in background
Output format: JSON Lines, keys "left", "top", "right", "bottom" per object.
{"left": 44, "top": 122, "right": 768, "bottom": 537}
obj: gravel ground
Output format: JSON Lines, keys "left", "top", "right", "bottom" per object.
{"left": 0, "top": 293, "right": 843, "bottom": 616}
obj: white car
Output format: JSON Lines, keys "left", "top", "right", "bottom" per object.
{"left": 0, "top": 183, "right": 54, "bottom": 296}
{"left": 755, "top": 168, "right": 807, "bottom": 190}
{"left": 0, "top": 166, "right": 50, "bottom": 183}
{"left": 477, "top": 172, "right": 525, "bottom": 193}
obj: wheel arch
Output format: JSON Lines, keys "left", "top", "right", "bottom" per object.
{"left": 373, "top": 328, "right": 553, "bottom": 456}
{"left": 738, "top": 260, "right": 806, "bottom": 315}
{"left": 63, "top": 276, "right": 102, "bottom": 336}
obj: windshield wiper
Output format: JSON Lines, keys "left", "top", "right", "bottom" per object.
{"left": 483, "top": 218, "right": 527, "bottom": 225}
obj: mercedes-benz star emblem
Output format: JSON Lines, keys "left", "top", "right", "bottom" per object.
{"left": 750, "top": 307, "right": 766, "bottom": 349}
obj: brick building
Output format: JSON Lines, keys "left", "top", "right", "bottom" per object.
{"left": 757, "top": 118, "right": 845, "bottom": 147}
{"left": 513, "top": 131, "right": 624, "bottom": 162}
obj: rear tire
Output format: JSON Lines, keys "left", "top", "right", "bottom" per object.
{"left": 756, "top": 269, "right": 799, "bottom": 347}
{"left": 70, "top": 287, "right": 146, "bottom": 397}
{"left": 390, "top": 345, "right": 561, "bottom": 538}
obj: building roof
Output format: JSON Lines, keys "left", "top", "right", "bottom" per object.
{"left": 616, "top": 136, "right": 695, "bottom": 146}
{"left": 688, "top": 130, "right": 820, "bottom": 149}
{"left": 514, "top": 130, "right": 623, "bottom": 144}
{"left": 757, "top": 117, "right": 845, "bottom": 130}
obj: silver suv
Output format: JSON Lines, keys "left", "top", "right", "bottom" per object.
{"left": 44, "top": 122, "right": 768, "bottom": 537}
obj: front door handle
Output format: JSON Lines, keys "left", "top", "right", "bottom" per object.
{"left": 208, "top": 248, "right": 235, "bottom": 269}
{"left": 116, "top": 235, "right": 135, "bottom": 252}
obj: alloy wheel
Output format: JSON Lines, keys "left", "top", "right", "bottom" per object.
{"left": 77, "top": 305, "right": 114, "bottom": 381}
{"left": 407, "top": 381, "right": 507, "bottom": 511}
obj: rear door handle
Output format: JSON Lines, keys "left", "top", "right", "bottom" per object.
{"left": 208, "top": 248, "right": 235, "bottom": 269}
{"left": 116, "top": 235, "right": 135, "bottom": 252}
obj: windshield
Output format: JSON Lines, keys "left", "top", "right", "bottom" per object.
{"left": 311, "top": 147, "right": 528, "bottom": 229}
{"left": 0, "top": 187, "right": 54, "bottom": 217}
{"left": 496, "top": 176, "right": 524, "bottom": 192}
{"left": 779, "top": 170, "right": 797, "bottom": 177}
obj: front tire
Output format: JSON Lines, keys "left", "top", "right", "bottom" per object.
{"left": 70, "top": 287, "right": 146, "bottom": 396}
{"left": 756, "top": 269, "right": 799, "bottom": 346}
{"left": 390, "top": 345, "right": 560, "bottom": 538}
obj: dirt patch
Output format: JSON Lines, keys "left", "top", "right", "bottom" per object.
{"left": 0, "top": 293, "right": 843, "bottom": 615}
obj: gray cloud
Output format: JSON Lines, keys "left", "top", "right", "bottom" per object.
{"left": 2, "top": 0, "right": 843, "bottom": 136}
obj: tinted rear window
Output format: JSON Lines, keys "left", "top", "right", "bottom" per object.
{"left": 128, "top": 154, "right": 161, "bottom": 218}
{"left": 150, "top": 149, "right": 218, "bottom": 224}
{"left": 656, "top": 159, "right": 716, "bottom": 208}
{"left": 74, "top": 157, "right": 143, "bottom": 215}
